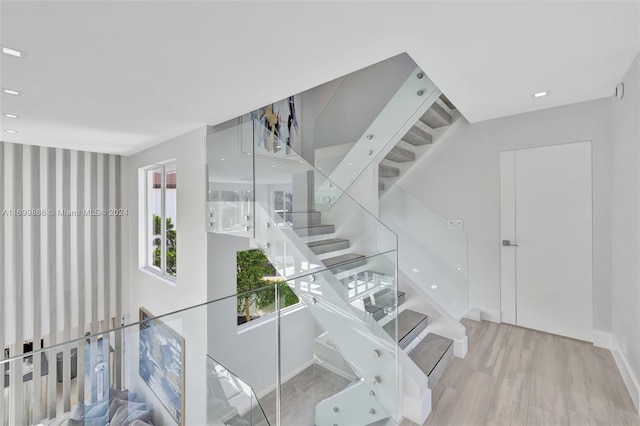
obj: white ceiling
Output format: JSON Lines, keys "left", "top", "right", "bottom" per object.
{"left": 1, "top": 1, "right": 638, "bottom": 155}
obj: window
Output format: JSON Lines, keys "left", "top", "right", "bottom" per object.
{"left": 142, "top": 162, "right": 177, "bottom": 279}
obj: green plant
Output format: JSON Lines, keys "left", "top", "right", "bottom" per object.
{"left": 236, "top": 249, "right": 299, "bottom": 323}
{"left": 153, "top": 214, "right": 177, "bottom": 276}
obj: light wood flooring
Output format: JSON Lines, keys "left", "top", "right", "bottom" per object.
{"left": 401, "top": 320, "right": 640, "bottom": 426}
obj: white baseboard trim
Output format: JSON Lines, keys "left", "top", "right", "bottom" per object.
{"left": 593, "top": 330, "right": 612, "bottom": 349}
{"left": 479, "top": 308, "right": 501, "bottom": 323}
{"left": 256, "top": 359, "right": 314, "bottom": 399}
{"left": 610, "top": 335, "right": 640, "bottom": 414}
{"left": 468, "top": 309, "right": 481, "bottom": 322}
{"left": 467, "top": 308, "right": 501, "bottom": 323}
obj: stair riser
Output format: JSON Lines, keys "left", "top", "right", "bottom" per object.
{"left": 399, "top": 316, "right": 429, "bottom": 349}
{"left": 421, "top": 103, "right": 452, "bottom": 129}
{"left": 427, "top": 343, "right": 454, "bottom": 389}
{"left": 309, "top": 240, "right": 350, "bottom": 255}
{"left": 439, "top": 94, "right": 456, "bottom": 111}
{"left": 398, "top": 291, "right": 406, "bottom": 306}
{"left": 290, "top": 212, "right": 321, "bottom": 227}
{"left": 294, "top": 225, "right": 335, "bottom": 237}
{"left": 403, "top": 130, "right": 432, "bottom": 146}
{"left": 379, "top": 164, "right": 400, "bottom": 178}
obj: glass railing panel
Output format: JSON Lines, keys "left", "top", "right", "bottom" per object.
{"left": 206, "top": 119, "right": 255, "bottom": 237}
{"left": 0, "top": 276, "right": 402, "bottom": 426}
{"left": 0, "top": 292, "right": 241, "bottom": 426}
{"left": 281, "top": 254, "right": 399, "bottom": 426}
{"left": 206, "top": 355, "right": 269, "bottom": 426}
{"left": 312, "top": 56, "right": 439, "bottom": 209}
{"left": 251, "top": 119, "right": 397, "bottom": 280}
{"left": 208, "top": 286, "right": 278, "bottom": 426}
{"left": 380, "top": 180, "right": 469, "bottom": 323}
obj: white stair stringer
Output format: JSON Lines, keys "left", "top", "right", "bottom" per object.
{"left": 254, "top": 204, "right": 392, "bottom": 423}
{"left": 315, "top": 380, "right": 389, "bottom": 426}
{"left": 254, "top": 203, "right": 432, "bottom": 425}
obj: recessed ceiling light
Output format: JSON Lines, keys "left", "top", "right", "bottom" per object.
{"left": 2, "top": 46, "right": 25, "bottom": 58}
{"left": 220, "top": 158, "right": 226, "bottom": 161}
{"left": 2, "top": 88, "right": 21, "bottom": 96}
{"left": 533, "top": 90, "right": 550, "bottom": 98}
{"left": 348, "top": 162, "right": 353, "bottom": 166}
{"left": 5, "top": 129, "right": 18, "bottom": 134}
{"left": 4, "top": 113, "right": 19, "bottom": 119}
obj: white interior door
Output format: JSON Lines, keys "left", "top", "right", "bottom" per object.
{"left": 500, "top": 141, "right": 593, "bottom": 342}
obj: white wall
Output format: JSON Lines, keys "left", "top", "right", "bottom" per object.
{"left": 125, "top": 126, "right": 208, "bottom": 425}
{"left": 611, "top": 52, "right": 640, "bottom": 412}
{"left": 400, "top": 98, "right": 613, "bottom": 330}
{"left": 206, "top": 224, "right": 316, "bottom": 400}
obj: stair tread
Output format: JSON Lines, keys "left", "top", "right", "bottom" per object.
{"left": 293, "top": 224, "right": 333, "bottom": 229}
{"left": 385, "top": 146, "right": 416, "bottom": 163}
{"left": 403, "top": 123, "right": 433, "bottom": 146}
{"left": 307, "top": 238, "right": 349, "bottom": 247}
{"left": 383, "top": 309, "right": 428, "bottom": 343}
{"left": 322, "top": 253, "right": 365, "bottom": 268}
{"left": 409, "top": 333, "right": 454, "bottom": 377}
{"left": 421, "top": 103, "right": 452, "bottom": 128}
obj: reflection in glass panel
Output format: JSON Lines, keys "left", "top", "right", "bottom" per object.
{"left": 272, "top": 190, "right": 292, "bottom": 226}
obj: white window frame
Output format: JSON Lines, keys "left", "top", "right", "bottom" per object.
{"left": 139, "top": 161, "right": 177, "bottom": 282}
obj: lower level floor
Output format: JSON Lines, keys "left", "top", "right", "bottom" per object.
{"left": 402, "top": 320, "right": 640, "bottom": 426}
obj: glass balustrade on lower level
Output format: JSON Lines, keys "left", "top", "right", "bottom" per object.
{"left": 0, "top": 276, "right": 402, "bottom": 426}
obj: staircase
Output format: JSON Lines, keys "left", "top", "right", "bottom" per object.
{"left": 293, "top": 210, "right": 456, "bottom": 418}
{"left": 379, "top": 94, "right": 460, "bottom": 193}
{"left": 208, "top": 67, "right": 467, "bottom": 424}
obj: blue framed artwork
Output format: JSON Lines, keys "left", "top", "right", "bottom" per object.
{"left": 139, "top": 307, "right": 185, "bottom": 425}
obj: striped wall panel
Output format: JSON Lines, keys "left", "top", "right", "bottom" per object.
{"left": 0, "top": 141, "right": 124, "bottom": 424}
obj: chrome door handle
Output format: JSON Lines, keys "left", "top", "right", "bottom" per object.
{"left": 502, "top": 239, "right": 519, "bottom": 247}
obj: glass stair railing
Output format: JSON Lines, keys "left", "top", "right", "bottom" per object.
{"left": 206, "top": 355, "right": 269, "bottom": 426}
{"left": 207, "top": 116, "right": 436, "bottom": 425}
{"left": 312, "top": 66, "right": 440, "bottom": 212}
{"left": 2, "top": 283, "right": 411, "bottom": 426}
{"left": 379, "top": 178, "right": 469, "bottom": 343}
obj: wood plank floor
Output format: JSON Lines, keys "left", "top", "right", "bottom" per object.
{"left": 401, "top": 320, "right": 640, "bottom": 426}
